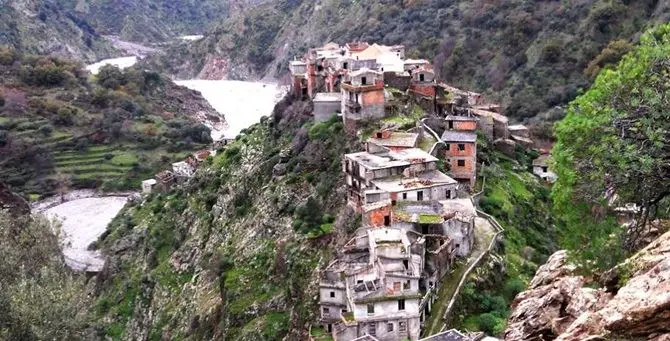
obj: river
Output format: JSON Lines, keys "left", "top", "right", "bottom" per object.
{"left": 44, "top": 55, "right": 286, "bottom": 271}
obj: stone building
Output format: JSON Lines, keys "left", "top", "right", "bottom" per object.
{"left": 343, "top": 148, "right": 458, "bottom": 211}
{"left": 470, "top": 109, "right": 508, "bottom": 141}
{"left": 341, "top": 68, "right": 386, "bottom": 130}
{"left": 532, "top": 154, "right": 557, "bottom": 183}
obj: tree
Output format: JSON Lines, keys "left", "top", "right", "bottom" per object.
{"left": 553, "top": 24, "right": 670, "bottom": 271}
{"left": 97, "top": 64, "right": 125, "bottom": 89}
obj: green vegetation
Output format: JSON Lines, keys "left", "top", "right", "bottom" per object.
{"left": 0, "top": 212, "right": 91, "bottom": 340}
{"left": 154, "top": 0, "right": 667, "bottom": 122}
{"left": 450, "top": 138, "right": 555, "bottom": 335}
{"left": 0, "top": 49, "right": 213, "bottom": 197}
{"left": 553, "top": 24, "right": 670, "bottom": 272}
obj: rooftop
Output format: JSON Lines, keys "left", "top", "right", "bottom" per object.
{"left": 445, "top": 115, "right": 477, "bottom": 122}
{"left": 511, "top": 135, "right": 534, "bottom": 145}
{"left": 405, "top": 59, "right": 429, "bottom": 64}
{"left": 313, "top": 92, "right": 342, "bottom": 102}
{"left": 471, "top": 108, "right": 509, "bottom": 123}
{"left": 367, "top": 132, "right": 419, "bottom": 148}
{"left": 290, "top": 60, "right": 306, "bottom": 66}
{"left": 441, "top": 130, "right": 477, "bottom": 143}
{"left": 371, "top": 170, "right": 457, "bottom": 193}
{"left": 440, "top": 198, "right": 477, "bottom": 217}
{"left": 351, "top": 335, "right": 380, "bottom": 341}
{"left": 345, "top": 148, "right": 438, "bottom": 170}
{"left": 532, "top": 154, "right": 552, "bottom": 167}
{"left": 419, "top": 329, "right": 470, "bottom": 341}
{"left": 393, "top": 200, "right": 445, "bottom": 224}
{"left": 349, "top": 67, "right": 383, "bottom": 77}
{"left": 508, "top": 124, "right": 529, "bottom": 131}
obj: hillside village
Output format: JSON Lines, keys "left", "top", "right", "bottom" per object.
{"left": 286, "top": 42, "right": 551, "bottom": 341}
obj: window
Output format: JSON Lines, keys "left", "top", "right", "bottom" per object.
{"left": 330, "top": 291, "right": 335, "bottom": 298}
{"left": 403, "top": 281, "right": 410, "bottom": 290}
{"left": 376, "top": 132, "right": 383, "bottom": 138}
{"left": 343, "top": 62, "right": 348, "bottom": 70}
{"left": 458, "top": 144, "right": 465, "bottom": 151}
{"left": 368, "top": 323, "right": 376, "bottom": 336}
{"left": 367, "top": 304, "right": 375, "bottom": 315}
{"left": 445, "top": 143, "right": 450, "bottom": 151}
{"left": 327, "top": 324, "right": 332, "bottom": 333}
{"left": 361, "top": 76, "right": 367, "bottom": 85}
{"left": 402, "top": 192, "right": 407, "bottom": 200}
{"left": 398, "top": 299, "right": 405, "bottom": 311}
{"left": 387, "top": 323, "right": 394, "bottom": 332}
{"left": 417, "top": 190, "right": 423, "bottom": 201}
{"left": 446, "top": 190, "right": 452, "bottom": 199}
{"left": 393, "top": 282, "right": 401, "bottom": 291}
{"left": 342, "top": 308, "right": 347, "bottom": 313}
{"left": 317, "top": 65, "right": 324, "bottom": 72}
{"left": 457, "top": 160, "right": 466, "bottom": 167}
{"left": 403, "top": 260, "right": 409, "bottom": 270}
{"left": 419, "top": 73, "right": 425, "bottom": 82}
{"left": 384, "top": 215, "right": 391, "bottom": 226}
{"left": 542, "top": 166, "right": 548, "bottom": 172}
{"left": 323, "top": 307, "right": 330, "bottom": 316}
{"left": 357, "top": 280, "right": 364, "bottom": 284}
{"left": 399, "top": 322, "right": 407, "bottom": 332}
{"left": 448, "top": 121, "right": 454, "bottom": 129}
{"left": 391, "top": 200, "right": 397, "bottom": 206}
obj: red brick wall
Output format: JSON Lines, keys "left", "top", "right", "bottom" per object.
{"left": 362, "top": 89, "right": 385, "bottom": 106}
{"left": 364, "top": 204, "right": 393, "bottom": 227}
{"left": 444, "top": 142, "right": 476, "bottom": 157}
{"left": 409, "top": 83, "right": 436, "bottom": 98}
{"left": 454, "top": 121, "right": 477, "bottom": 131}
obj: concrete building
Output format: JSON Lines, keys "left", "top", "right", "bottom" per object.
{"left": 314, "top": 92, "right": 343, "bottom": 122}
{"left": 343, "top": 148, "right": 458, "bottom": 211}
{"left": 366, "top": 131, "right": 420, "bottom": 152}
{"left": 341, "top": 68, "right": 386, "bottom": 131}
{"left": 532, "top": 154, "right": 557, "bottom": 183}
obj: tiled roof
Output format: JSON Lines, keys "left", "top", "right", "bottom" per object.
{"left": 441, "top": 130, "right": 477, "bottom": 143}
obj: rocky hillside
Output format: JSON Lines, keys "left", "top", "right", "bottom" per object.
{"left": 0, "top": 0, "right": 116, "bottom": 62}
{"left": 505, "top": 232, "right": 670, "bottom": 340}
{"left": 91, "top": 97, "right": 360, "bottom": 340}
{"left": 149, "top": 0, "right": 669, "bottom": 122}
{"left": 61, "top": 0, "right": 261, "bottom": 44}
{"left": 0, "top": 48, "right": 221, "bottom": 199}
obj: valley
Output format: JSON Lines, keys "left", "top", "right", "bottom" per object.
{"left": 1, "top": 2, "right": 670, "bottom": 341}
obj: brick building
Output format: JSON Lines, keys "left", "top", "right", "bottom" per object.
{"left": 442, "top": 115, "right": 478, "bottom": 188}
{"left": 341, "top": 68, "right": 386, "bottom": 131}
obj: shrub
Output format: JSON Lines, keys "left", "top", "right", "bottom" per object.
{"left": 97, "top": 65, "right": 125, "bottom": 89}
{"left": 38, "top": 124, "right": 53, "bottom": 137}
{"left": 503, "top": 278, "right": 526, "bottom": 300}
{"left": 477, "top": 313, "right": 500, "bottom": 335}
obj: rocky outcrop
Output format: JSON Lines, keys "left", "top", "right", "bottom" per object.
{"left": 505, "top": 231, "right": 670, "bottom": 341}
{"left": 0, "top": 183, "right": 30, "bottom": 217}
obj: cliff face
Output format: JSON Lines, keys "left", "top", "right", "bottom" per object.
{"left": 505, "top": 227, "right": 670, "bottom": 341}
{"left": 92, "top": 97, "right": 360, "bottom": 340}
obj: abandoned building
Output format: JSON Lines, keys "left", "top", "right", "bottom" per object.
{"left": 141, "top": 179, "right": 157, "bottom": 194}
{"left": 343, "top": 148, "right": 458, "bottom": 212}
{"left": 470, "top": 109, "right": 508, "bottom": 141}
{"left": 366, "top": 131, "right": 420, "bottom": 152}
{"left": 341, "top": 68, "right": 386, "bottom": 130}
{"left": 532, "top": 154, "right": 557, "bottom": 183}
{"left": 313, "top": 92, "right": 343, "bottom": 122}
{"left": 320, "top": 225, "right": 450, "bottom": 341}
{"left": 442, "top": 115, "right": 478, "bottom": 188}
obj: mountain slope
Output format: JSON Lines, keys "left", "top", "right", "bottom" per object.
{"left": 0, "top": 0, "right": 116, "bottom": 62}
{"left": 152, "top": 0, "right": 669, "bottom": 122}
{"left": 0, "top": 48, "right": 220, "bottom": 199}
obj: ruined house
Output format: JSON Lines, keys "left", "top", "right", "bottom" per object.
{"left": 341, "top": 68, "right": 386, "bottom": 131}
{"left": 154, "top": 170, "right": 175, "bottom": 191}
{"left": 366, "top": 131, "right": 420, "bottom": 152}
{"left": 289, "top": 60, "right": 308, "bottom": 98}
{"left": 532, "top": 154, "right": 557, "bottom": 183}
{"left": 409, "top": 68, "right": 437, "bottom": 98}
{"left": 172, "top": 160, "right": 195, "bottom": 179}
{"left": 343, "top": 148, "right": 458, "bottom": 211}
{"left": 470, "top": 108, "right": 509, "bottom": 141}
{"left": 441, "top": 115, "right": 478, "bottom": 188}
{"left": 321, "top": 227, "right": 434, "bottom": 341}
{"left": 141, "top": 179, "right": 157, "bottom": 194}
{"left": 313, "top": 92, "right": 343, "bottom": 122}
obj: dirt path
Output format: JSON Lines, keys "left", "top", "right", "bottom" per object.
{"left": 423, "top": 216, "right": 496, "bottom": 335}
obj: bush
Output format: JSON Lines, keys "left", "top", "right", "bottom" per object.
{"left": 503, "top": 278, "right": 526, "bottom": 300}
{"left": 38, "top": 124, "right": 53, "bottom": 137}
{"left": 97, "top": 65, "right": 125, "bottom": 89}
{"left": 477, "top": 313, "right": 500, "bottom": 335}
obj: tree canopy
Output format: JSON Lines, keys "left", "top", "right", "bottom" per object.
{"left": 552, "top": 24, "right": 670, "bottom": 271}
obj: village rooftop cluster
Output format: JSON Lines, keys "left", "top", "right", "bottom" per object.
{"left": 290, "top": 42, "right": 536, "bottom": 341}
